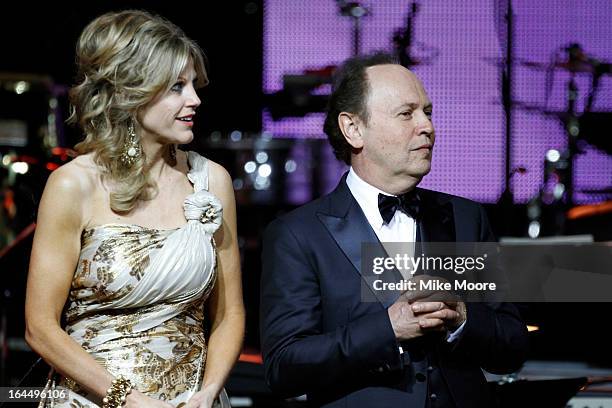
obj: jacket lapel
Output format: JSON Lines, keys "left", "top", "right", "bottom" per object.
{"left": 414, "top": 189, "right": 457, "bottom": 282}
{"left": 417, "top": 188, "right": 456, "bottom": 252}
{"left": 317, "top": 175, "right": 403, "bottom": 307}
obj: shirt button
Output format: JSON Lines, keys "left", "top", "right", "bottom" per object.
{"left": 427, "top": 365, "right": 434, "bottom": 372}
{"left": 430, "top": 393, "right": 438, "bottom": 400}
{"left": 415, "top": 373, "right": 426, "bottom": 382}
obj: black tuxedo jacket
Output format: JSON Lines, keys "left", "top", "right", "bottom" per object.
{"left": 260, "top": 176, "right": 528, "bottom": 407}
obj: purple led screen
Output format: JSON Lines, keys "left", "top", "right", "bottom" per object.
{"left": 263, "top": 0, "right": 612, "bottom": 204}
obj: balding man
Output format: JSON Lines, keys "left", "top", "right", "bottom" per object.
{"left": 260, "top": 53, "right": 528, "bottom": 408}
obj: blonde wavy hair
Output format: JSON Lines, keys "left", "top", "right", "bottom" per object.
{"left": 69, "top": 10, "right": 208, "bottom": 213}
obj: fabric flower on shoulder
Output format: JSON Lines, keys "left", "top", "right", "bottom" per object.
{"left": 183, "top": 190, "right": 223, "bottom": 234}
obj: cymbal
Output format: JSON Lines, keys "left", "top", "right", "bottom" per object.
{"left": 519, "top": 59, "right": 608, "bottom": 74}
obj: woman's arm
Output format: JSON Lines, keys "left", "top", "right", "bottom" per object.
{"left": 197, "top": 162, "right": 245, "bottom": 400}
{"left": 25, "top": 165, "right": 170, "bottom": 408}
{"left": 25, "top": 166, "right": 116, "bottom": 396}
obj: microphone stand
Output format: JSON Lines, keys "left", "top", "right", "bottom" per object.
{"left": 337, "top": 1, "right": 370, "bottom": 56}
{"left": 393, "top": 2, "right": 420, "bottom": 68}
{"left": 497, "top": 0, "right": 517, "bottom": 236}
{"left": 562, "top": 43, "right": 584, "bottom": 211}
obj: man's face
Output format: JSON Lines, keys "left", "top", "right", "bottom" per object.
{"left": 358, "top": 64, "right": 434, "bottom": 184}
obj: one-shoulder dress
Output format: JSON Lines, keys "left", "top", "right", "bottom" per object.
{"left": 40, "top": 151, "right": 231, "bottom": 407}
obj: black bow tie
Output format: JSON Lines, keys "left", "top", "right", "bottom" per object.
{"left": 378, "top": 190, "right": 422, "bottom": 224}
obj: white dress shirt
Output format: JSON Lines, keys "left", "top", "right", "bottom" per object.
{"left": 346, "top": 167, "right": 417, "bottom": 245}
{"left": 345, "top": 167, "right": 465, "bottom": 343}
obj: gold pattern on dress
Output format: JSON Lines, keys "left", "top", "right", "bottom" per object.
{"left": 69, "top": 398, "right": 90, "bottom": 408}
{"left": 81, "top": 228, "right": 94, "bottom": 247}
{"left": 65, "top": 228, "right": 171, "bottom": 324}
{"left": 56, "top": 226, "right": 216, "bottom": 406}
{"left": 73, "top": 259, "right": 91, "bottom": 288}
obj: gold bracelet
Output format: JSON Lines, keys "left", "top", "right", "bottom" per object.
{"left": 102, "top": 375, "right": 133, "bottom": 408}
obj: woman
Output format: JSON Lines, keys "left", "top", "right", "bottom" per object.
{"left": 25, "top": 10, "right": 244, "bottom": 408}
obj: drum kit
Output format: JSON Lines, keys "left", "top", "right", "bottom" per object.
{"left": 516, "top": 43, "right": 612, "bottom": 156}
{"left": 263, "top": 1, "right": 611, "bottom": 240}
{"left": 265, "top": 1, "right": 436, "bottom": 121}
{"left": 516, "top": 43, "right": 612, "bottom": 237}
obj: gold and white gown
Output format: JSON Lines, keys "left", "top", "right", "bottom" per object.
{"left": 41, "top": 151, "right": 231, "bottom": 407}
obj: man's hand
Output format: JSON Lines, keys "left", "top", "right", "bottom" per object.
{"left": 401, "top": 275, "right": 467, "bottom": 331}
{"left": 400, "top": 275, "right": 458, "bottom": 303}
{"left": 388, "top": 275, "right": 467, "bottom": 340}
{"left": 411, "top": 300, "right": 466, "bottom": 331}
{"left": 387, "top": 297, "right": 447, "bottom": 341}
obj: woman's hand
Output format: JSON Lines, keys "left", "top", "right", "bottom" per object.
{"left": 125, "top": 390, "right": 175, "bottom": 408}
{"left": 182, "top": 389, "right": 217, "bottom": 408}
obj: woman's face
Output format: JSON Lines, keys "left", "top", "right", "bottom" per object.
{"left": 138, "top": 60, "right": 201, "bottom": 146}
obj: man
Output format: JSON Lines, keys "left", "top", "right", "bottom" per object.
{"left": 260, "top": 53, "right": 528, "bottom": 408}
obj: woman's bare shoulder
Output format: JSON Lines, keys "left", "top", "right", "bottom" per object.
{"left": 207, "top": 158, "right": 230, "bottom": 179}
{"left": 43, "top": 153, "right": 101, "bottom": 204}
{"left": 206, "top": 158, "right": 233, "bottom": 195}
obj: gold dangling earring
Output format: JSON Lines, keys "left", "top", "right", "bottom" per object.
{"left": 121, "top": 121, "right": 141, "bottom": 166}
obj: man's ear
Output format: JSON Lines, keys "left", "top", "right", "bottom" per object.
{"left": 338, "top": 112, "right": 364, "bottom": 149}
